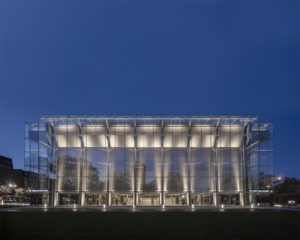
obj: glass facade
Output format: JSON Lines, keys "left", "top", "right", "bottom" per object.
{"left": 24, "top": 116, "right": 274, "bottom": 207}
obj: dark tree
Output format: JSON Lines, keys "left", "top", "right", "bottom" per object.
{"left": 274, "top": 178, "right": 300, "bottom": 204}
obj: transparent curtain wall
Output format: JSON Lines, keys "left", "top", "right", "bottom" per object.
{"left": 25, "top": 116, "right": 274, "bottom": 208}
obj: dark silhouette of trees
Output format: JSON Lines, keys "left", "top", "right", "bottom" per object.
{"left": 274, "top": 178, "right": 300, "bottom": 204}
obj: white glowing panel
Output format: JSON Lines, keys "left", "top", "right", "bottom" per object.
{"left": 231, "top": 134, "right": 243, "bottom": 148}
{"left": 173, "top": 134, "right": 188, "bottom": 147}
{"left": 217, "top": 133, "right": 243, "bottom": 148}
{"left": 55, "top": 134, "right": 81, "bottom": 148}
{"left": 110, "top": 125, "right": 133, "bottom": 133}
{"left": 68, "top": 134, "right": 81, "bottom": 147}
{"left": 191, "top": 125, "right": 215, "bottom": 133}
{"left": 220, "top": 125, "right": 243, "bottom": 133}
{"left": 190, "top": 135, "right": 201, "bottom": 148}
{"left": 217, "top": 134, "right": 230, "bottom": 148}
{"left": 137, "top": 125, "right": 161, "bottom": 133}
{"left": 164, "top": 125, "right": 188, "bottom": 133}
{"left": 110, "top": 134, "right": 134, "bottom": 147}
{"left": 202, "top": 135, "right": 215, "bottom": 148}
{"left": 137, "top": 134, "right": 161, "bottom": 148}
{"left": 82, "top": 125, "right": 105, "bottom": 133}
{"left": 56, "top": 135, "right": 67, "bottom": 148}
{"left": 83, "top": 134, "right": 107, "bottom": 147}
{"left": 163, "top": 135, "right": 172, "bottom": 148}
{"left": 163, "top": 134, "right": 187, "bottom": 148}
{"left": 56, "top": 125, "right": 78, "bottom": 133}
{"left": 125, "top": 134, "right": 135, "bottom": 148}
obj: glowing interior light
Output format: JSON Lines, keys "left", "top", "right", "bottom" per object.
{"left": 56, "top": 135, "right": 67, "bottom": 148}
{"left": 110, "top": 125, "right": 133, "bottom": 133}
{"left": 109, "top": 134, "right": 134, "bottom": 148}
{"left": 163, "top": 135, "right": 172, "bottom": 148}
{"left": 164, "top": 125, "right": 188, "bottom": 133}
{"left": 83, "top": 134, "right": 107, "bottom": 148}
{"left": 136, "top": 125, "right": 160, "bottom": 133}
{"left": 202, "top": 135, "right": 215, "bottom": 148}
{"left": 55, "top": 134, "right": 81, "bottom": 148}
{"left": 82, "top": 125, "right": 105, "bottom": 133}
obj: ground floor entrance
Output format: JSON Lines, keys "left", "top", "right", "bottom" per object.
{"left": 54, "top": 192, "right": 248, "bottom": 207}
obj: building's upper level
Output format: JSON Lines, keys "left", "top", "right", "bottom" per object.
{"left": 25, "top": 115, "right": 273, "bottom": 150}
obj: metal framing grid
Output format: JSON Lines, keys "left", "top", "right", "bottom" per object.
{"left": 25, "top": 115, "right": 274, "bottom": 208}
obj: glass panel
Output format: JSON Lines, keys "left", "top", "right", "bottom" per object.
{"left": 109, "top": 177, "right": 134, "bottom": 191}
{"left": 59, "top": 193, "right": 79, "bottom": 205}
{"left": 137, "top": 193, "right": 160, "bottom": 206}
{"left": 85, "top": 193, "right": 107, "bottom": 206}
{"left": 110, "top": 193, "right": 133, "bottom": 206}
{"left": 219, "top": 194, "right": 240, "bottom": 206}
{"left": 164, "top": 193, "right": 187, "bottom": 206}
{"left": 191, "top": 194, "right": 213, "bottom": 206}
{"left": 218, "top": 149, "right": 242, "bottom": 191}
{"left": 57, "top": 177, "right": 80, "bottom": 191}
{"left": 110, "top": 148, "right": 134, "bottom": 177}
{"left": 191, "top": 177, "right": 214, "bottom": 192}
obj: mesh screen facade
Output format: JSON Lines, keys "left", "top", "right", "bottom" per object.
{"left": 25, "top": 116, "right": 273, "bottom": 207}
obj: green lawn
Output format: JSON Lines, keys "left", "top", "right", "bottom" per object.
{"left": 0, "top": 210, "right": 299, "bottom": 239}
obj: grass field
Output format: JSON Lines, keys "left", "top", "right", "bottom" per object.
{"left": 0, "top": 210, "right": 299, "bottom": 239}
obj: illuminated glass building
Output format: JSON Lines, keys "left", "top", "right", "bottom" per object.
{"left": 25, "top": 116, "right": 273, "bottom": 207}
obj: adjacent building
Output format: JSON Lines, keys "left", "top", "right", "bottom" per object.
{"left": 0, "top": 155, "right": 27, "bottom": 189}
{"left": 25, "top": 116, "right": 274, "bottom": 207}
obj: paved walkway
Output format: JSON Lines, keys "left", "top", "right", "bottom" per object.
{"left": 1, "top": 205, "right": 299, "bottom": 212}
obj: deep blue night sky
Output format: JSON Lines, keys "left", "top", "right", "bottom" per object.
{"left": 0, "top": 0, "right": 299, "bottom": 178}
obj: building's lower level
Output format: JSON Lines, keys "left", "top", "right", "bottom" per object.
{"left": 54, "top": 191, "right": 243, "bottom": 207}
